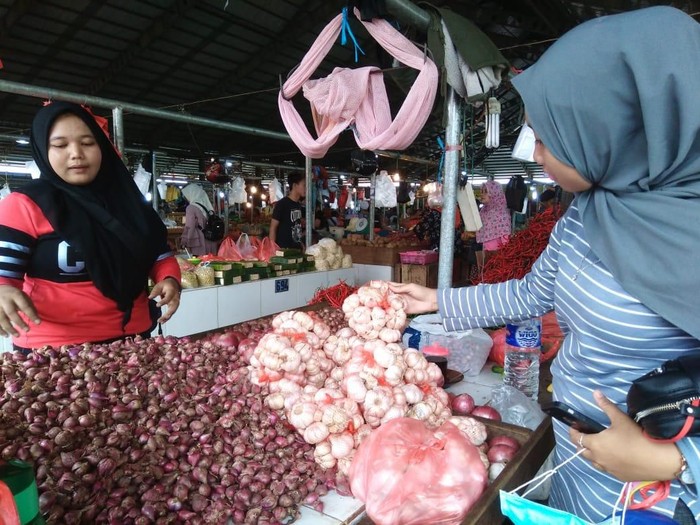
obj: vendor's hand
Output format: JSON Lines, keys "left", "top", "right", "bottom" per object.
{"left": 149, "top": 277, "right": 181, "bottom": 323}
{"left": 0, "top": 285, "right": 40, "bottom": 337}
{"left": 570, "top": 390, "right": 682, "bottom": 482}
{"left": 388, "top": 282, "right": 438, "bottom": 314}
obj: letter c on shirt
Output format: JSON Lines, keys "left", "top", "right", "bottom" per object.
{"left": 57, "top": 241, "right": 86, "bottom": 274}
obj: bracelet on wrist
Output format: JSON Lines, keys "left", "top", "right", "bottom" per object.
{"left": 675, "top": 450, "right": 695, "bottom": 485}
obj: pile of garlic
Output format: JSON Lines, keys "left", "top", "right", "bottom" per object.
{"left": 306, "top": 238, "right": 352, "bottom": 271}
{"left": 248, "top": 281, "right": 451, "bottom": 476}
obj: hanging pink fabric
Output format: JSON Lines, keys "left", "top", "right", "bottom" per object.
{"left": 279, "top": 9, "right": 438, "bottom": 158}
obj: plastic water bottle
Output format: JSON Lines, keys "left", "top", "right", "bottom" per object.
{"left": 503, "top": 318, "right": 541, "bottom": 400}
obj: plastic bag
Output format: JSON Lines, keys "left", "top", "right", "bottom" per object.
{"left": 217, "top": 237, "right": 242, "bottom": 261}
{"left": 133, "top": 163, "right": 152, "bottom": 197}
{"left": 349, "top": 418, "right": 487, "bottom": 525}
{"left": 488, "top": 385, "right": 546, "bottom": 430}
{"left": 257, "top": 237, "right": 279, "bottom": 262}
{"left": 269, "top": 178, "right": 284, "bottom": 204}
{"left": 229, "top": 176, "right": 247, "bottom": 204}
{"left": 427, "top": 182, "right": 444, "bottom": 208}
{"left": 375, "top": 170, "right": 397, "bottom": 208}
{"left": 0, "top": 184, "right": 11, "bottom": 201}
{"left": 236, "top": 233, "right": 257, "bottom": 261}
{"left": 402, "top": 314, "right": 492, "bottom": 376}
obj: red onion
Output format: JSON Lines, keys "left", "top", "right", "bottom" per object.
{"left": 488, "top": 435, "right": 521, "bottom": 451}
{"left": 471, "top": 405, "right": 502, "bottom": 421}
{"left": 487, "top": 444, "right": 518, "bottom": 463}
{"left": 450, "top": 393, "right": 476, "bottom": 415}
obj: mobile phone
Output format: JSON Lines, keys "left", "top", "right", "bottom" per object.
{"left": 541, "top": 401, "right": 606, "bottom": 433}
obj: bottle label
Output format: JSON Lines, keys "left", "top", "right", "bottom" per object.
{"left": 505, "top": 319, "right": 541, "bottom": 348}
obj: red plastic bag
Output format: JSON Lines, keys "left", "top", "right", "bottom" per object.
{"left": 349, "top": 418, "right": 487, "bottom": 525}
{"left": 217, "top": 237, "right": 242, "bottom": 261}
{"left": 257, "top": 237, "right": 280, "bottom": 262}
{"left": 488, "top": 311, "right": 563, "bottom": 366}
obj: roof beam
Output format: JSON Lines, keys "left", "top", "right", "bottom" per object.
{"left": 86, "top": 0, "right": 196, "bottom": 96}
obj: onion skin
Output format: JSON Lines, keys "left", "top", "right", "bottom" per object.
{"left": 471, "top": 405, "right": 502, "bottom": 421}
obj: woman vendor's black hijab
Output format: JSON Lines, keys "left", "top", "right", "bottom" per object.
{"left": 19, "top": 101, "right": 169, "bottom": 320}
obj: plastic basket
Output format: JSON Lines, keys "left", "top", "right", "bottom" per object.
{"left": 400, "top": 250, "right": 439, "bottom": 265}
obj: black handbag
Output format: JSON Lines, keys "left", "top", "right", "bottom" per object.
{"left": 627, "top": 353, "right": 700, "bottom": 442}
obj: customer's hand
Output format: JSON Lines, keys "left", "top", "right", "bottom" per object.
{"left": 0, "top": 285, "right": 40, "bottom": 337}
{"left": 149, "top": 277, "right": 181, "bottom": 323}
{"left": 570, "top": 390, "right": 682, "bottom": 482}
{"left": 388, "top": 282, "right": 438, "bottom": 314}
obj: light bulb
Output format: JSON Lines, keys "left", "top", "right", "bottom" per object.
{"left": 218, "top": 191, "right": 225, "bottom": 198}
{"left": 250, "top": 186, "right": 257, "bottom": 194}
{"left": 393, "top": 173, "right": 400, "bottom": 182}
{"left": 246, "top": 202, "right": 252, "bottom": 208}
{"left": 261, "top": 193, "right": 267, "bottom": 200}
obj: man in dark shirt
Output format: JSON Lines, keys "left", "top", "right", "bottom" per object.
{"left": 270, "top": 172, "right": 306, "bottom": 250}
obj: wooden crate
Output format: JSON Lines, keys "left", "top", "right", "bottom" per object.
{"left": 400, "top": 263, "right": 438, "bottom": 288}
{"left": 341, "top": 245, "right": 406, "bottom": 267}
{"left": 353, "top": 417, "right": 555, "bottom": 525}
{"left": 462, "top": 417, "right": 554, "bottom": 525}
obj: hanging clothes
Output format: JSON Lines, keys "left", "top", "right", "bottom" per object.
{"left": 279, "top": 8, "right": 438, "bottom": 158}
{"left": 476, "top": 180, "right": 510, "bottom": 248}
{"left": 424, "top": 7, "right": 509, "bottom": 105}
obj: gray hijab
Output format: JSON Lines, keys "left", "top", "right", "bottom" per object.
{"left": 512, "top": 6, "right": 700, "bottom": 340}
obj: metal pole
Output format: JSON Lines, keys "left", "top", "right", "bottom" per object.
{"left": 369, "top": 171, "right": 376, "bottom": 242}
{"left": 305, "top": 156, "right": 312, "bottom": 249}
{"left": 0, "top": 79, "right": 290, "bottom": 142}
{"left": 384, "top": 0, "right": 460, "bottom": 289}
{"left": 437, "top": 88, "right": 461, "bottom": 288}
{"left": 151, "top": 151, "right": 159, "bottom": 213}
{"left": 112, "top": 107, "right": 125, "bottom": 156}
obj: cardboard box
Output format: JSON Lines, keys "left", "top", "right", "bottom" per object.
{"left": 400, "top": 263, "right": 438, "bottom": 288}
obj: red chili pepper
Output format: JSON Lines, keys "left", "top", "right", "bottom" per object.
{"left": 474, "top": 206, "right": 562, "bottom": 284}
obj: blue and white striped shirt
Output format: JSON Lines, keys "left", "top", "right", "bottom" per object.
{"left": 438, "top": 204, "right": 700, "bottom": 521}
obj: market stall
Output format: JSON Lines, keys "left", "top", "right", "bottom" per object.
{"left": 0, "top": 282, "right": 557, "bottom": 524}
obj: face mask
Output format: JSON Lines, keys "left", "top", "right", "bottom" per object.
{"left": 500, "top": 449, "right": 680, "bottom": 525}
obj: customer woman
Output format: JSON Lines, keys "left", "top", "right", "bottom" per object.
{"left": 181, "top": 183, "right": 219, "bottom": 256}
{"left": 0, "top": 101, "right": 181, "bottom": 349}
{"left": 476, "top": 180, "right": 510, "bottom": 255}
{"left": 391, "top": 7, "right": 700, "bottom": 522}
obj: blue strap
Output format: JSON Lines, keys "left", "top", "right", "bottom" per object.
{"left": 340, "top": 7, "right": 365, "bottom": 62}
{"left": 436, "top": 136, "right": 445, "bottom": 184}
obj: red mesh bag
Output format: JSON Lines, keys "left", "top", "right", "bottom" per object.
{"left": 349, "top": 418, "right": 487, "bottom": 525}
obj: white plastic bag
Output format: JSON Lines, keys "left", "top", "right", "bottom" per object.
{"left": 229, "top": 176, "right": 247, "bottom": 204}
{"left": 512, "top": 123, "right": 536, "bottom": 163}
{"left": 157, "top": 182, "right": 168, "bottom": 200}
{"left": 269, "top": 178, "right": 284, "bottom": 203}
{"left": 133, "top": 163, "right": 152, "bottom": 197}
{"left": 0, "top": 183, "right": 11, "bottom": 200}
{"left": 488, "top": 385, "right": 546, "bottom": 430}
{"left": 403, "top": 314, "right": 492, "bottom": 376}
{"left": 374, "top": 170, "right": 397, "bottom": 208}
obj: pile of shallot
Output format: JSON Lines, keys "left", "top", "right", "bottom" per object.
{"left": 249, "top": 281, "right": 452, "bottom": 477}
{"left": 0, "top": 336, "right": 335, "bottom": 524}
